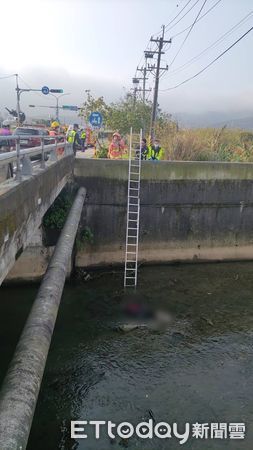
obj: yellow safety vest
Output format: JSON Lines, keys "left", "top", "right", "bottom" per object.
{"left": 149, "top": 145, "right": 164, "bottom": 160}
{"left": 67, "top": 130, "right": 76, "bottom": 144}
{"left": 81, "top": 131, "right": 86, "bottom": 139}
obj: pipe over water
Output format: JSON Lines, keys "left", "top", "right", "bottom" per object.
{"left": 0, "top": 187, "right": 86, "bottom": 450}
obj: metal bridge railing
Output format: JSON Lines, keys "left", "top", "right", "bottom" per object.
{"left": 0, "top": 135, "right": 73, "bottom": 182}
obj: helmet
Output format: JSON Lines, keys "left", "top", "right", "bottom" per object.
{"left": 51, "top": 121, "right": 60, "bottom": 128}
{"left": 113, "top": 132, "right": 121, "bottom": 138}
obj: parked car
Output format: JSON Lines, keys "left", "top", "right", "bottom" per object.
{"left": 13, "top": 127, "right": 52, "bottom": 148}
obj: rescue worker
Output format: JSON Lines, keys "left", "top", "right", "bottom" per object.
{"left": 49, "top": 121, "right": 64, "bottom": 156}
{"left": 140, "top": 138, "right": 149, "bottom": 160}
{"left": 80, "top": 128, "right": 86, "bottom": 152}
{"left": 49, "top": 121, "right": 60, "bottom": 137}
{"left": 67, "top": 123, "right": 82, "bottom": 156}
{"left": 107, "top": 132, "right": 124, "bottom": 159}
{"left": 148, "top": 138, "right": 164, "bottom": 161}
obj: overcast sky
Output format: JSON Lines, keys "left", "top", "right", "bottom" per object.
{"left": 0, "top": 0, "right": 253, "bottom": 122}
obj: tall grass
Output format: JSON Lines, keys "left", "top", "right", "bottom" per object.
{"left": 156, "top": 124, "right": 253, "bottom": 162}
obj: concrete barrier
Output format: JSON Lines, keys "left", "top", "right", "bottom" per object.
{"left": 74, "top": 159, "right": 253, "bottom": 266}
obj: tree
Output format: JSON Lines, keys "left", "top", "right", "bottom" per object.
{"left": 78, "top": 91, "right": 177, "bottom": 139}
{"left": 79, "top": 93, "right": 109, "bottom": 124}
{"left": 106, "top": 93, "right": 153, "bottom": 135}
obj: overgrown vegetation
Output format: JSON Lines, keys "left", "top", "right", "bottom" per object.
{"left": 79, "top": 92, "right": 253, "bottom": 162}
{"left": 43, "top": 191, "right": 73, "bottom": 229}
{"left": 76, "top": 227, "right": 94, "bottom": 250}
{"left": 79, "top": 92, "right": 170, "bottom": 135}
{"left": 94, "top": 146, "right": 108, "bottom": 158}
{"left": 158, "top": 126, "right": 253, "bottom": 162}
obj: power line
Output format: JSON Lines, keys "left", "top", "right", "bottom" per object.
{"left": 152, "top": 0, "right": 188, "bottom": 37}
{"left": 165, "top": 0, "right": 202, "bottom": 33}
{"left": 168, "top": 0, "right": 208, "bottom": 69}
{"left": 161, "top": 25, "right": 253, "bottom": 91}
{"left": 162, "top": 0, "right": 222, "bottom": 55}
{"left": 0, "top": 74, "right": 16, "bottom": 80}
{"left": 171, "top": 0, "right": 222, "bottom": 39}
{"left": 18, "top": 75, "right": 46, "bottom": 100}
{"left": 135, "top": 0, "right": 195, "bottom": 75}
{"left": 168, "top": 11, "right": 253, "bottom": 76}
{"left": 164, "top": 0, "right": 194, "bottom": 31}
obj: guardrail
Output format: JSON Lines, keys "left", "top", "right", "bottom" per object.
{"left": 0, "top": 135, "right": 73, "bottom": 181}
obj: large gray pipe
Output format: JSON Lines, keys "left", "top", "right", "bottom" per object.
{"left": 0, "top": 187, "right": 86, "bottom": 450}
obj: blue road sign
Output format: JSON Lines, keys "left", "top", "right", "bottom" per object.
{"left": 89, "top": 111, "right": 103, "bottom": 128}
{"left": 41, "top": 86, "right": 50, "bottom": 95}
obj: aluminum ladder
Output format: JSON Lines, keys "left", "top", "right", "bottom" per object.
{"left": 124, "top": 128, "right": 142, "bottom": 288}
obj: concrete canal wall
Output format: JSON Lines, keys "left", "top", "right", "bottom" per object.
{"left": 6, "top": 158, "right": 253, "bottom": 282}
{"left": 74, "top": 159, "right": 253, "bottom": 267}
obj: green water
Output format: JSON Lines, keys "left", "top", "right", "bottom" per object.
{"left": 1, "top": 262, "right": 253, "bottom": 449}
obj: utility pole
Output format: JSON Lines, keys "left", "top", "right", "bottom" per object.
{"left": 150, "top": 25, "right": 171, "bottom": 138}
{"left": 49, "top": 93, "right": 70, "bottom": 122}
{"left": 136, "top": 65, "right": 152, "bottom": 102}
{"left": 13, "top": 75, "right": 65, "bottom": 125}
{"left": 15, "top": 74, "right": 21, "bottom": 127}
{"left": 131, "top": 78, "right": 142, "bottom": 105}
{"left": 136, "top": 51, "right": 154, "bottom": 103}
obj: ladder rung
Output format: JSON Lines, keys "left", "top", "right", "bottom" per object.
{"left": 128, "top": 219, "right": 138, "bottom": 222}
{"left": 129, "top": 196, "right": 139, "bottom": 199}
{"left": 129, "top": 203, "right": 138, "bottom": 206}
{"left": 126, "top": 251, "right": 136, "bottom": 254}
{"left": 127, "top": 244, "right": 137, "bottom": 246}
{"left": 128, "top": 227, "right": 137, "bottom": 229}
{"left": 126, "top": 260, "right": 136, "bottom": 263}
{"left": 130, "top": 180, "right": 138, "bottom": 183}
{"left": 129, "top": 188, "right": 139, "bottom": 190}
{"left": 125, "top": 276, "right": 136, "bottom": 279}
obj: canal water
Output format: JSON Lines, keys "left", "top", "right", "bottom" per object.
{"left": 1, "top": 262, "right": 253, "bottom": 449}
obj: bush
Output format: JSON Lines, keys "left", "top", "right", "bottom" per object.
{"left": 43, "top": 191, "right": 73, "bottom": 229}
{"left": 95, "top": 146, "right": 108, "bottom": 158}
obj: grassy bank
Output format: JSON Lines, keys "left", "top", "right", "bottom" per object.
{"left": 157, "top": 125, "right": 253, "bottom": 162}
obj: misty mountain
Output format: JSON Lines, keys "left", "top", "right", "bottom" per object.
{"left": 173, "top": 112, "right": 253, "bottom": 130}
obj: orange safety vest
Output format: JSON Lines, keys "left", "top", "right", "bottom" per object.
{"left": 49, "top": 130, "right": 64, "bottom": 155}
{"left": 108, "top": 142, "right": 124, "bottom": 159}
